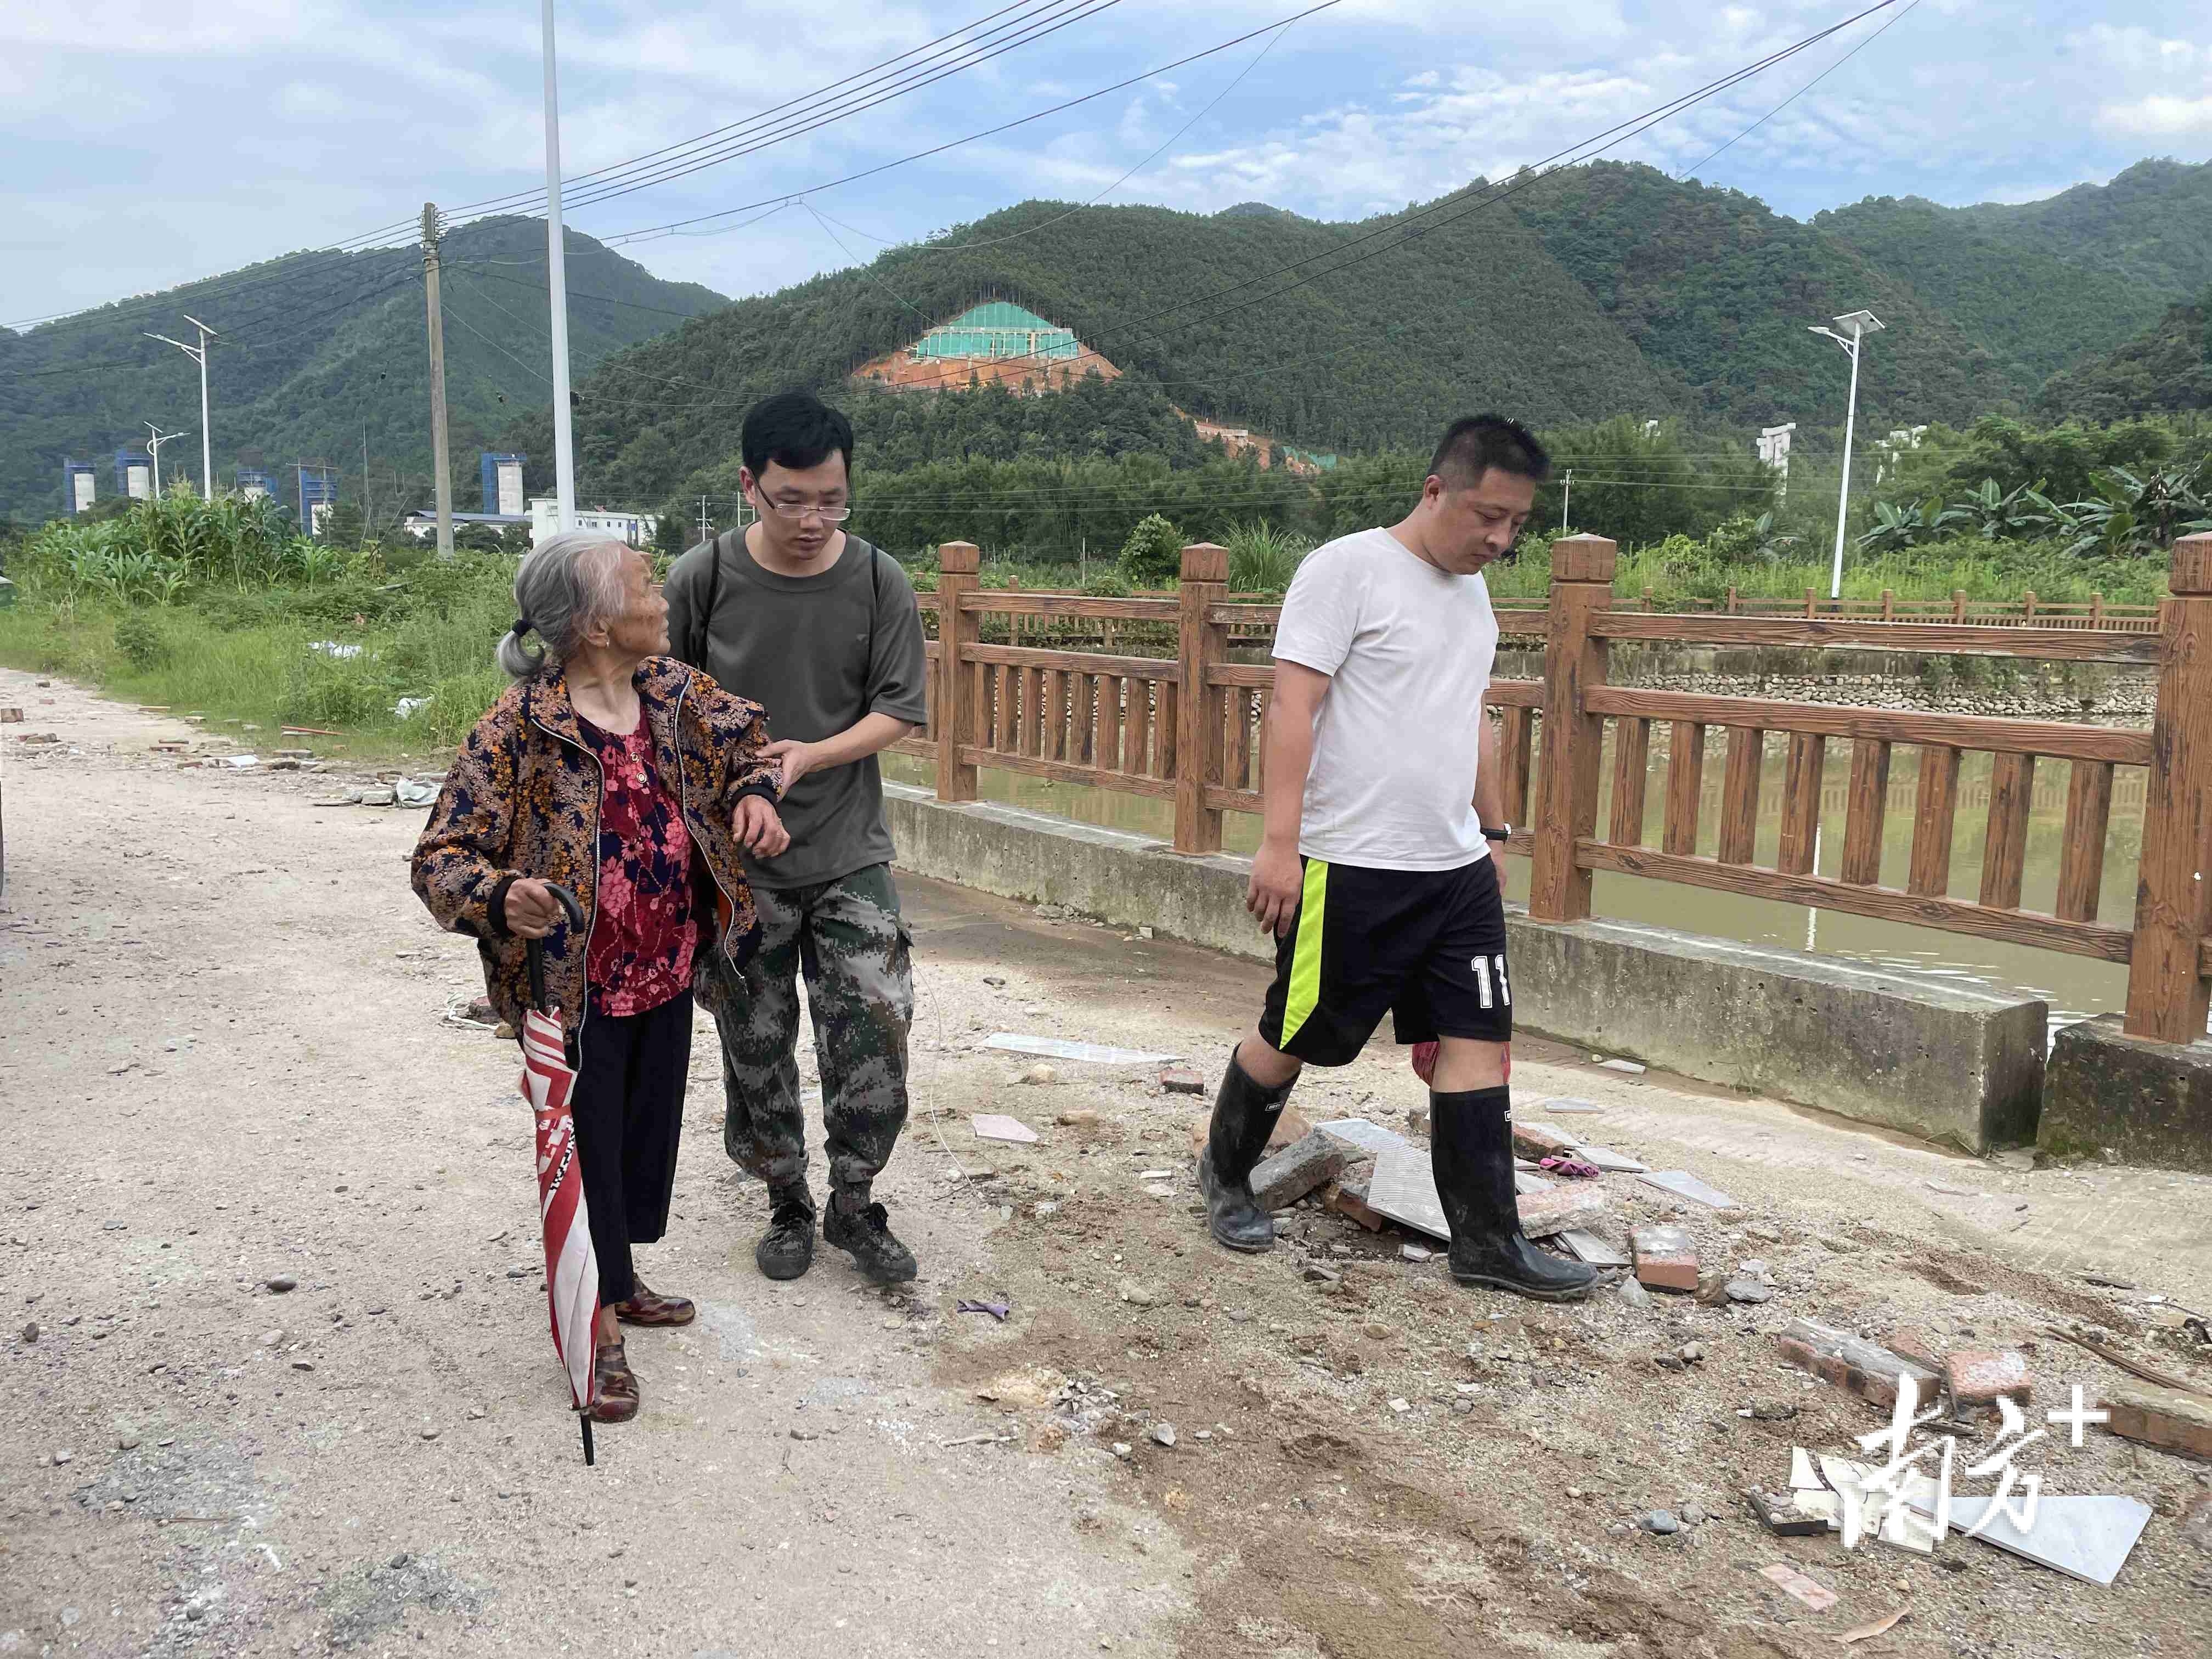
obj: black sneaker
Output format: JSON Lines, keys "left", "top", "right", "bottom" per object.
{"left": 822, "top": 1196, "right": 918, "bottom": 1284}
{"left": 754, "top": 1183, "right": 818, "bottom": 1282}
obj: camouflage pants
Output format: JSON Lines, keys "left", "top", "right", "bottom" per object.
{"left": 710, "top": 862, "right": 914, "bottom": 1195}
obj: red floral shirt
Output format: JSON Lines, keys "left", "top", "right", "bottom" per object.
{"left": 577, "top": 712, "right": 696, "bottom": 1017}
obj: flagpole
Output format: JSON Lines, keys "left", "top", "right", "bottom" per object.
{"left": 542, "top": 0, "right": 577, "bottom": 532}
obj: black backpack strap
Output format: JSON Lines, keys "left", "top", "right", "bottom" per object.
{"left": 689, "top": 530, "right": 729, "bottom": 669}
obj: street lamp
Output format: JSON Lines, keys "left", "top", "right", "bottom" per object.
{"left": 1808, "top": 309, "right": 1883, "bottom": 602}
{"left": 144, "top": 423, "right": 189, "bottom": 496}
{"left": 144, "top": 314, "right": 219, "bottom": 498}
{"left": 541, "top": 0, "right": 577, "bottom": 532}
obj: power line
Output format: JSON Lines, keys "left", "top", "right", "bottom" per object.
{"left": 1677, "top": 0, "right": 1922, "bottom": 179}
{"left": 388, "top": 1, "right": 1104, "bottom": 232}
{"left": 3, "top": 1, "right": 1114, "bottom": 334}
{"left": 595, "top": 2, "right": 1346, "bottom": 245}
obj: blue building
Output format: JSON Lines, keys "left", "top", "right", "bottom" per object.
{"left": 61, "top": 459, "right": 96, "bottom": 515}
{"left": 294, "top": 464, "right": 338, "bottom": 533}
{"left": 481, "top": 453, "right": 526, "bottom": 516}
{"left": 236, "top": 467, "right": 278, "bottom": 501}
{"left": 114, "top": 449, "right": 154, "bottom": 501}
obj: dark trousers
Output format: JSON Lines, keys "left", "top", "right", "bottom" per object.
{"left": 571, "top": 991, "right": 692, "bottom": 1306}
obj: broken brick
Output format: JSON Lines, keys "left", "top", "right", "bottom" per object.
{"left": 1322, "top": 1182, "right": 1387, "bottom": 1233}
{"left": 1511, "top": 1121, "right": 1577, "bottom": 1161}
{"left": 1516, "top": 1187, "right": 1608, "bottom": 1240}
{"left": 1944, "top": 1349, "right": 2033, "bottom": 1409}
{"left": 1158, "top": 1065, "right": 1205, "bottom": 1096}
{"left": 1743, "top": 1488, "right": 1828, "bottom": 1538}
{"left": 1249, "top": 1132, "right": 1350, "bottom": 1212}
{"left": 1631, "top": 1224, "right": 1700, "bottom": 1293}
{"left": 2102, "top": 1380, "right": 2212, "bottom": 1462}
{"left": 1775, "top": 1319, "right": 1939, "bottom": 1412}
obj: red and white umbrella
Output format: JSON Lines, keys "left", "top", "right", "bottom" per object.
{"left": 520, "top": 885, "right": 600, "bottom": 1464}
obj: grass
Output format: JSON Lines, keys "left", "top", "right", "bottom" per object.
{"left": 0, "top": 552, "right": 516, "bottom": 761}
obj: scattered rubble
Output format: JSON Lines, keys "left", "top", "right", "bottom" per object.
{"left": 1776, "top": 1319, "right": 1938, "bottom": 1410}
{"left": 1249, "top": 1132, "right": 1349, "bottom": 1212}
{"left": 1630, "top": 1225, "right": 1699, "bottom": 1293}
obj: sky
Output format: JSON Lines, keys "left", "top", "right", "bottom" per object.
{"left": 4, "top": 0, "right": 2210, "bottom": 330}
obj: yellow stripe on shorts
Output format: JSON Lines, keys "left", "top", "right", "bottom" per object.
{"left": 1278, "top": 859, "right": 1330, "bottom": 1048}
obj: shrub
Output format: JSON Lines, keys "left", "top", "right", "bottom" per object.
{"left": 1222, "top": 520, "right": 1313, "bottom": 593}
{"left": 279, "top": 648, "right": 396, "bottom": 730}
{"left": 113, "top": 612, "right": 172, "bottom": 670}
{"left": 1079, "top": 568, "right": 1133, "bottom": 598}
{"left": 1116, "top": 514, "right": 1184, "bottom": 588}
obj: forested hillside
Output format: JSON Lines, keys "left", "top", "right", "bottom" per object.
{"left": 15, "top": 159, "right": 2212, "bottom": 527}
{"left": 2037, "top": 291, "right": 2212, "bottom": 420}
{"left": 1815, "top": 195, "right": 2168, "bottom": 386}
{"left": 0, "top": 218, "right": 725, "bottom": 524}
{"left": 544, "top": 193, "right": 1677, "bottom": 506}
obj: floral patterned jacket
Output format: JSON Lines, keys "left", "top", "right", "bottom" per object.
{"left": 410, "top": 657, "right": 780, "bottom": 1036}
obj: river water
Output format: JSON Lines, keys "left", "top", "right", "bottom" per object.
{"left": 884, "top": 739, "right": 2145, "bottom": 1029}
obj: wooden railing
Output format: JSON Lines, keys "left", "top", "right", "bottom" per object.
{"left": 902, "top": 534, "right": 2212, "bottom": 1045}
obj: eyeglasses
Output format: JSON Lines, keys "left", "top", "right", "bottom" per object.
{"left": 757, "top": 498, "right": 851, "bottom": 522}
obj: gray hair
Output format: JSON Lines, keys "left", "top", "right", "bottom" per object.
{"left": 497, "top": 531, "right": 630, "bottom": 679}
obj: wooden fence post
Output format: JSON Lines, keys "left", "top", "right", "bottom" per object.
{"left": 1952, "top": 589, "right": 1968, "bottom": 623}
{"left": 1529, "top": 534, "right": 1617, "bottom": 922}
{"left": 1172, "top": 542, "right": 1229, "bottom": 854}
{"left": 934, "top": 541, "right": 980, "bottom": 803}
{"left": 2123, "top": 532, "right": 2212, "bottom": 1042}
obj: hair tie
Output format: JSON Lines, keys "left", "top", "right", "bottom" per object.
{"left": 512, "top": 617, "right": 532, "bottom": 637}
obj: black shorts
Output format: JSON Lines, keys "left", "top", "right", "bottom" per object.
{"left": 1257, "top": 855, "right": 1512, "bottom": 1066}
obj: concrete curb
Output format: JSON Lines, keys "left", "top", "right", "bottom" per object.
{"left": 886, "top": 783, "right": 2046, "bottom": 1153}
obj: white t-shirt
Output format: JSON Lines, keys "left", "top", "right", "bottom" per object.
{"left": 1271, "top": 527, "right": 1498, "bottom": 871}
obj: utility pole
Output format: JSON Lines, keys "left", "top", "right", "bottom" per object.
{"left": 1809, "top": 310, "right": 1884, "bottom": 601}
{"left": 421, "top": 202, "right": 455, "bottom": 558}
{"left": 697, "top": 495, "right": 710, "bottom": 545}
{"left": 363, "top": 431, "right": 373, "bottom": 537}
{"left": 1561, "top": 469, "right": 1573, "bottom": 534}
{"left": 542, "top": 0, "right": 577, "bottom": 532}
{"left": 144, "top": 317, "right": 219, "bottom": 497}
{"left": 145, "top": 423, "right": 187, "bottom": 497}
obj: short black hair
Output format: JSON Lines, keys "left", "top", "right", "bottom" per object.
{"left": 742, "top": 391, "right": 855, "bottom": 481}
{"left": 1427, "top": 415, "right": 1550, "bottom": 490}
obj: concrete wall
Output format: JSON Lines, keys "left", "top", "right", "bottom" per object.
{"left": 885, "top": 784, "right": 2047, "bottom": 1153}
{"left": 2041, "top": 1015, "right": 2212, "bottom": 1172}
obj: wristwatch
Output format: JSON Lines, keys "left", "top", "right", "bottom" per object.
{"left": 1481, "top": 823, "right": 1512, "bottom": 844}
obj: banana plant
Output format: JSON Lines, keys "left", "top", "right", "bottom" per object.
{"left": 1952, "top": 477, "right": 2059, "bottom": 541}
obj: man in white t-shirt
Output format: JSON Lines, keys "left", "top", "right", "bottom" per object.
{"left": 1196, "top": 415, "right": 1596, "bottom": 1302}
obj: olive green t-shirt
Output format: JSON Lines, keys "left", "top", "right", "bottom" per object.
{"left": 665, "top": 531, "right": 928, "bottom": 890}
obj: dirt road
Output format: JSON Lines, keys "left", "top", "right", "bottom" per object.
{"left": 3, "top": 665, "right": 2209, "bottom": 1658}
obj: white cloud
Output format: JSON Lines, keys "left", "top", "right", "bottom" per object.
{"left": 6, "top": 0, "right": 2212, "bottom": 329}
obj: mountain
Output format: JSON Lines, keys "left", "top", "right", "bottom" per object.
{"left": 1951, "top": 158, "right": 2212, "bottom": 297}
{"left": 554, "top": 190, "right": 1683, "bottom": 506}
{"left": 14, "top": 159, "right": 2212, "bottom": 524}
{"left": 562, "top": 160, "right": 2211, "bottom": 507}
{"left": 1815, "top": 196, "right": 2169, "bottom": 386}
{"left": 2036, "top": 290, "right": 2212, "bottom": 421}
{"left": 0, "top": 217, "right": 725, "bottom": 524}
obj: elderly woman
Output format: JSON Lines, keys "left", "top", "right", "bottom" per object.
{"left": 411, "top": 530, "right": 788, "bottom": 1425}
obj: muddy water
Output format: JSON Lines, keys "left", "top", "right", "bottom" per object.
{"left": 884, "top": 740, "right": 2145, "bottom": 1026}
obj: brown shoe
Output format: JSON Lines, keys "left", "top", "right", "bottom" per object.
{"left": 614, "top": 1278, "right": 696, "bottom": 1327}
{"left": 589, "top": 1341, "right": 640, "bottom": 1423}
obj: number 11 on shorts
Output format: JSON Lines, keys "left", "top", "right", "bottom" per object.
{"left": 1472, "top": 954, "right": 1510, "bottom": 1010}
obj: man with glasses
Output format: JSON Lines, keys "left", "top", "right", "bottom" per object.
{"left": 665, "top": 392, "right": 931, "bottom": 1285}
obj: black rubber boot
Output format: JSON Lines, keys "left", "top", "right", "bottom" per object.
{"left": 1196, "top": 1051, "right": 1295, "bottom": 1252}
{"left": 754, "top": 1181, "right": 818, "bottom": 1282}
{"left": 823, "top": 1186, "right": 918, "bottom": 1285}
{"left": 1432, "top": 1087, "right": 1597, "bottom": 1302}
